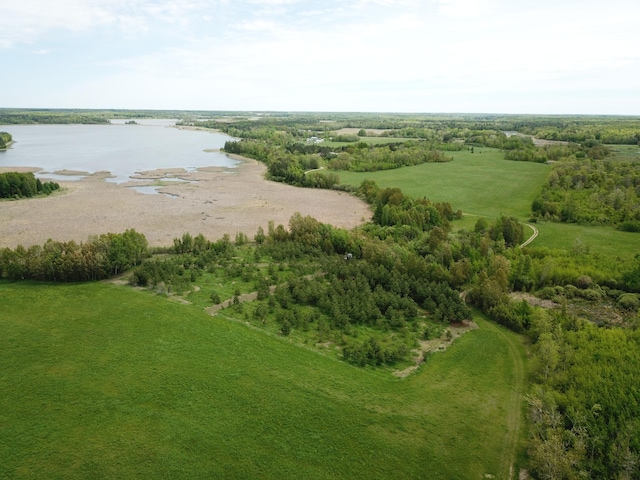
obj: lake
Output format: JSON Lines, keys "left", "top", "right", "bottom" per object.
{"left": 0, "top": 119, "right": 238, "bottom": 184}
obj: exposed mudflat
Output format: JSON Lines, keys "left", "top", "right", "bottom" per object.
{"left": 0, "top": 157, "right": 371, "bottom": 248}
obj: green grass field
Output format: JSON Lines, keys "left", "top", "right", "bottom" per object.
{"left": 531, "top": 221, "right": 640, "bottom": 258}
{"left": 1, "top": 281, "right": 527, "bottom": 479}
{"left": 336, "top": 148, "right": 551, "bottom": 219}
{"left": 336, "top": 148, "right": 639, "bottom": 258}
{"left": 609, "top": 144, "right": 640, "bottom": 162}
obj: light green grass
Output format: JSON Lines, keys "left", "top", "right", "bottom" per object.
{"left": 1, "top": 281, "right": 527, "bottom": 479}
{"left": 336, "top": 148, "right": 551, "bottom": 219}
{"left": 336, "top": 149, "right": 638, "bottom": 258}
{"left": 608, "top": 144, "right": 640, "bottom": 162}
{"left": 531, "top": 221, "right": 640, "bottom": 258}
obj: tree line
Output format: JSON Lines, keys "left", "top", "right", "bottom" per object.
{"left": 223, "top": 137, "right": 452, "bottom": 188}
{"left": 0, "top": 229, "right": 148, "bottom": 282}
{"left": 0, "top": 172, "right": 60, "bottom": 199}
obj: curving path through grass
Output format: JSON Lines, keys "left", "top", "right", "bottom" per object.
{"left": 520, "top": 223, "right": 539, "bottom": 248}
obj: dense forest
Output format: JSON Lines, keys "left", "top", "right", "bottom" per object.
{"left": 531, "top": 158, "right": 640, "bottom": 230}
{"left": 527, "top": 310, "right": 640, "bottom": 479}
{"left": 0, "top": 172, "right": 60, "bottom": 199}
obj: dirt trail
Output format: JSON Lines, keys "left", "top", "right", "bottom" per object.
{"left": 520, "top": 223, "right": 538, "bottom": 248}
{"left": 205, "top": 286, "right": 277, "bottom": 315}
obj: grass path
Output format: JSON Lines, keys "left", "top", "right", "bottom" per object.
{"left": 520, "top": 223, "right": 539, "bottom": 248}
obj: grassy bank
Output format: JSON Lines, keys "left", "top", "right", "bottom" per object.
{"left": 1, "top": 281, "right": 526, "bottom": 479}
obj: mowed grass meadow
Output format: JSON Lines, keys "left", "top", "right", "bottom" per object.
{"left": 336, "top": 148, "right": 551, "bottom": 218}
{"left": 1, "top": 281, "right": 526, "bottom": 479}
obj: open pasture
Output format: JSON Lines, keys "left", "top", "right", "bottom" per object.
{"left": 1, "top": 281, "right": 526, "bottom": 479}
{"left": 336, "top": 148, "right": 550, "bottom": 219}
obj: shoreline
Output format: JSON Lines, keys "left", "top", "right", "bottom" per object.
{"left": 0, "top": 156, "right": 371, "bottom": 249}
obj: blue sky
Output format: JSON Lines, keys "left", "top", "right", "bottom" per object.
{"left": 1, "top": 0, "right": 639, "bottom": 114}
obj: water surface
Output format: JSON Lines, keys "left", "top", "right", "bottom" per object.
{"left": 0, "top": 120, "right": 238, "bottom": 183}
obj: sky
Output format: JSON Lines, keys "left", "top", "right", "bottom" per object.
{"left": 1, "top": 0, "right": 639, "bottom": 114}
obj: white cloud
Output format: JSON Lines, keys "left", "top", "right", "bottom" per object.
{"left": 1, "top": 0, "right": 639, "bottom": 113}
{"left": 236, "top": 19, "right": 278, "bottom": 32}
{"left": 247, "top": 0, "right": 302, "bottom": 4}
{"left": 0, "top": 0, "right": 213, "bottom": 47}
{"left": 433, "top": 0, "right": 499, "bottom": 17}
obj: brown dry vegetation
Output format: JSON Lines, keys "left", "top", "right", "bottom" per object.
{"left": 0, "top": 157, "right": 371, "bottom": 248}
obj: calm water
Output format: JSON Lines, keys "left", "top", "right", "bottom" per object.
{"left": 0, "top": 120, "right": 238, "bottom": 183}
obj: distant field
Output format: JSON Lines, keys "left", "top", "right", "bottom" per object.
{"left": 336, "top": 149, "right": 640, "bottom": 258}
{"left": 322, "top": 137, "right": 413, "bottom": 147}
{"left": 336, "top": 148, "right": 550, "bottom": 218}
{"left": 1, "top": 281, "right": 526, "bottom": 479}
{"left": 532, "top": 221, "right": 640, "bottom": 258}
{"left": 450, "top": 216, "right": 639, "bottom": 258}
{"left": 609, "top": 144, "right": 640, "bottom": 162}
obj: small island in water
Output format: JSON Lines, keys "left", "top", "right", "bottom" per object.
{"left": 0, "top": 131, "right": 13, "bottom": 150}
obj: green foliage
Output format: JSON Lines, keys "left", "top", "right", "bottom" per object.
{"left": 129, "top": 213, "right": 472, "bottom": 367}
{"left": 490, "top": 216, "right": 525, "bottom": 247}
{"left": 357, "top": 181, "right": 461, "bottom": 243}
{"left": 531, "top": 158, "right": 640, "bottom": 226}
{"left": 0, "top": 108, "right": 190, "bottom": 125}
{"left": 0, "top": 172, "right": 59, "bottom": 199}
{"left": 342, "top": 336, "right": 408, "bottom": 366}
{"left": 524, "top": 117, "right": 640, "bottom": 145}
{"left": 133, "top": 235, "right": 235, "bottom": 291}
{"left": 326, "top": 142, "right": 452, "bottom": 172}
{"left": 0, "top": 131, "right": 12, "bottom": 149}
{"left": 0, "top": 229, "right": 148, "bottom": 281}
{"left": 617, "top": 293, "right": 640, "bottom": 311}
{"left": 527, "top": 316, "right": 640, "bottom": 479}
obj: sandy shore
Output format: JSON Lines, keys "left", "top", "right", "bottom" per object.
{"left": 0, "top": 158, "right": 371, "bottom": 248}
